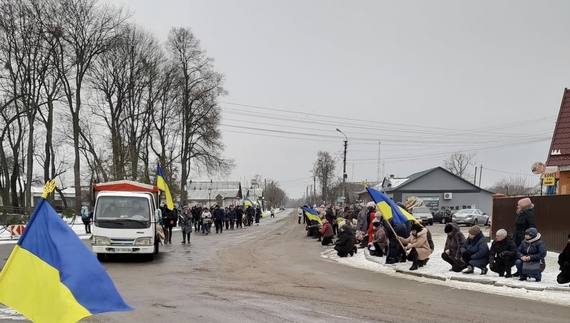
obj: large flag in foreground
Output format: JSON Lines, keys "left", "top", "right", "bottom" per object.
{"left": 366, "top": 186, "right": 416, "bottom": 225}
{"left": 156, "top": 162, "right": 174, "bottom": 210}
{"left": 0, "top": 180, "right": 132, "bottom": 323}
{"left": 301, "top": 206, "right": 322, "bottom": 225}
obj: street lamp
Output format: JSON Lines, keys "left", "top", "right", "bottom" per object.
{"left": 208, "top": 188, "right": 212, "bottom": 207}
{"left": 336, "top": 128, "right": 348, "bottom": 204}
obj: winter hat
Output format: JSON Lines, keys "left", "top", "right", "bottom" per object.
{"left": 525, "top": 227, "right": 538, "bottom": 238}
{"left": 468, "top": 225, "right": 481, "bottom": 236}
{"left": 517, "top": 197, "right": 532, "bottom": 208}
{"left": 411, "top": 222, "right": 423, "bottom": 232}
{"left": 444, "top": 224, "right": 453, "bottom": 234}
{"left": 496, "top": 229, "right": 508, "bottom": 238}
{"left": 374, "top": 212, "right": 383, "bottom": 220}
{"left": 323, "top": 219, "right": 329, "bottom": 224}
{"left": 366, "top": 201, "right": 376, "bottom": 208}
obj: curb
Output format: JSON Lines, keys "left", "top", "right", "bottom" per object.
{"left": 362, "top": 249, "right": 570, "bottom": 293}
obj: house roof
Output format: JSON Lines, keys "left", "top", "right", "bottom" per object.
{"left": 546, "top": 88, "right": 570, "bottom": 167}
{"left": 186, "top": 181, "right": 242, "bottom": 201}
{"left": 387, "top": 166, "right": 494, "bottom": 194}
{"left": 382, "top": 168, "right": 434, "bottom": 191}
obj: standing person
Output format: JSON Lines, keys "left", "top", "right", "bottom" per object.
{"left": 298, "top": 207, "right": 303, "bottom": 224}
{"left": 513, "top": 197, "right": 536, "bottom": 277}
{"left": 223, "top": 207, "right": 230, "bottom": 230}
{"left": 356, "top": 202, "right": 372, "bottom": 248}
{"left": 80, "top": 205, "right": 91, "bottom": 234}
{"left": 488, "top": 229, "right": 517, "bottom": 277}
{"left": 201, "top": 207, "right": 212, "bottom": 234}
{"left": 236, "top": 206, "right": 244, "bottom": 229}
{"left": 228, "top": 205, "right": 237, "bottom": 229}
{"left": 213, "top": 205, "right": 224, "bottom": 234}
{"left": 270, "top": 207, "right": 275, "bottom": 218}
{"left": 325, "top": 205, "right": 335, "bottom": 235}
{"left": 192, "top": 205, "right": 202, "bottom": 232}
{"left": 245, "top": 206, "right": 254, "bottom": 226}
{"left": 161, "top": 203, "right": 175, "bottom": 244}
{"left": 179, "top": 205, "right": 192, "bottom": 244}
{"left": 255, "top": 206, "right": 261, "bottom": 225}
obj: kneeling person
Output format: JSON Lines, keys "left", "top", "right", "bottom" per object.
{"left": 489, "top": 229, "right": 517, "bottom": 277}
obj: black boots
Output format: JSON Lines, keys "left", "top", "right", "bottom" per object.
{"left": 409, "top": 261, "right": 419, "bottom": 271}
{"left": 463, "top": 265, "right": 474, "bottom": 274}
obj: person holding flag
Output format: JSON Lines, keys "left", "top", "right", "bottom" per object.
{"left": 157, "top": 163, "right": 175, "bottom": 243}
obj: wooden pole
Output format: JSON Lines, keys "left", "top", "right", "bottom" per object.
{"left": 382, "top": 214, "right": 407, "bottom": 251}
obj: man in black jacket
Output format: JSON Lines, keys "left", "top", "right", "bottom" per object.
{"left": 236, "top": 206, "right": 244, "bottom": 228}
{"left": 213, "top": 205, "right": 225, "bottom": 233}
{"left": 161, "top": 203, "right": 176, "bottom": 244}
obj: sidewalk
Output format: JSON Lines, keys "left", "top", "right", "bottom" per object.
{"left": 320, "top": 224, "right": 570, "bottom": 306}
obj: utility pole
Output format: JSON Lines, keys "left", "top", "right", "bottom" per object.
{"left": 377, "top": 141, "right": 381, "bottom": 183}
{"left": 382, "top": 161, "right": 385, "bottom": 180}
{"left": 478, "top": 165, "right": 483, "bottom": 187}
{"left": 474, "top": 166, "right": 478, "bottom": 185}
{"left": 336, "top": 128, "right": 348, "bottom": 205}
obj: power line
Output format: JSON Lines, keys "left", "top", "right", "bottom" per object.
{"left": 483, "top": 167, "right": 539, "bottom": 178}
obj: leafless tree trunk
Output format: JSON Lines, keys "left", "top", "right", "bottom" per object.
{"left": 313, "top": 151, "right": 336, "bottom": 203}
{"left": 166, "top": 27, "right": 233, "bottom": 203}
{"left": 44, "top": 0, "right": 127, "bottom": 213}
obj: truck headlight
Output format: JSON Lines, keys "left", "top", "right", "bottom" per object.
{"left": 134, "top": 237, "right": 153, "bottom": 246}
{"left": 93, "top": 236, "right": 111, "bottom": 246}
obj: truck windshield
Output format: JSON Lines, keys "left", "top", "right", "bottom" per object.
{"left": 95, "top": 196, "right": 151, "bottom": 229}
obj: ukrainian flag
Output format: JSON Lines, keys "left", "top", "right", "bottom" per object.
{"left": 301, "top": 206, "right": 322, "bottom": 225}
{"left": 0, "top": 181, "right": 132, "bottom": 323}
{"left": 366, "top": 187, "right": 416, "bottom": 225}
{"left": 244, "top": 197, "right": 255, "bottom": 208}
{"left": 156, "top": 162, "right": 174, "bottom": 210}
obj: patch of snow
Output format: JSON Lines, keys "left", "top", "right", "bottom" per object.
{"left": 320, "top": 224, "right": 570, "bottom": 306}
{"left": 0, "top": 307, "right": 26, "bottom": 320}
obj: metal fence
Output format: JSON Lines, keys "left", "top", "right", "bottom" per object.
{"left": 492, "top": 194, "right": 570, "bottom": 253}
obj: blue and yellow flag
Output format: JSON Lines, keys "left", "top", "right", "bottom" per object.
{"left": 301, "top": 206, "right": 322, "bottom": 225}
{"left": 0, "top": 181, "right": 132, "bottom": 323}
{"left": 156, "top": 162, "right": 174, "bottom": 210}
{"left": 243, "top": 197, "right": 254, "bottom": 208}
{"left": 366, "top": 187, "right": 416, "bottom": 225}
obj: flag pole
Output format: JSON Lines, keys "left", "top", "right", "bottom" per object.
{"left": 361, "top": 181, "right": 406, "bottom": 252}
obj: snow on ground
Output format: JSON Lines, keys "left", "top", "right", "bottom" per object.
{"left": 320, "top": 223, "right": 570, "bottom": 306}
{"left": 0, "top": 216, "right": 91, "bottom": 245}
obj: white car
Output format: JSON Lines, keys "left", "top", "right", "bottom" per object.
{"left": 452, "top": 209, "right": 489, "bottom": 226}
{"left": 411, "top": 206, "right": 433, "bottom": 226}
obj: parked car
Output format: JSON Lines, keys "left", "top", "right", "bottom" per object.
{"left": 411, "top": 206, "right": 433, "bottom": 226}
{"left": 452, "top": 209, "right": 489, "bottom": 226}
{"left": 433, "top": 210, "right": 455, "bottom": 224}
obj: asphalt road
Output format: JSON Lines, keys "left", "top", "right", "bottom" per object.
{"left": 0, "top": 212, "right": 568, "bottom": 323}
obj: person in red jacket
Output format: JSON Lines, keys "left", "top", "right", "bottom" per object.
{"left": 367, "top": 204, "right": 376, "bottom": 245}
{"left": 320, "top": 220, "right": 334, "bottom": 245}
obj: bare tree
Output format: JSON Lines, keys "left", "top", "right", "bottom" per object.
{"left": 443, "top": 152, "right": 476, "bottom": 180}
{"left": 45, "top": 0, "right": 127, "bottom": 212}
{"left": 165, "top": 27, "right": 233, "bottom": 202}
{"left": 488, "top": 176, "right": 533, "bottom": 196}
{"left": 263, "top": 180, "right": 287, "bottom": 208}
{"left": 313, "top": 151, "right": 336, "bottom": 203}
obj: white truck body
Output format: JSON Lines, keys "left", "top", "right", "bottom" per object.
{"left": 91, "top": 181, "right": 160, "bottom": 261}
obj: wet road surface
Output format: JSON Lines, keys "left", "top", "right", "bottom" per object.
{"left": 0, "top": 211, "right": 568, "bottom": 322}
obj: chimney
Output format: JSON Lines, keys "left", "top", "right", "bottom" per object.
{"left": 389, "top": 174, "right": 395, "bottom": 178}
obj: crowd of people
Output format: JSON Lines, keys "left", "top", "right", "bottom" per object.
{"left": 157, "top": 202, "right": 264, "bottom": 244}
{"left": 299, "top": 197, "right": 570, "bottom": 287}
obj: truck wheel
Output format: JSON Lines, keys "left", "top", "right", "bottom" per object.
{"left": 146, "top": 253, "right": 154, "bottom": 261}
{"left": 96, "top": 253, "right": 106, "bottom": 262}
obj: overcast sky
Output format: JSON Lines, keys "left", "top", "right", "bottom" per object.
{"left": 111, "top": 0, "right": 569, "bottom": 198}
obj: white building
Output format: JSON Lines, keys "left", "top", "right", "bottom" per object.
{"left": 186, "top": 181, "right": 243, "bottom": 208}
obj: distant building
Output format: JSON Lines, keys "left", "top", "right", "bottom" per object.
{"left": 186, "top": 181, "right": 243, "bottom": 208}
{"left": 358, "top": 167, "right": 495, "bottom": 214}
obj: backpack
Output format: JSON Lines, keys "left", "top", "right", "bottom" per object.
{"left": 426, "top": 229, "right": 434, "bottom": 251}
{"left": 81, "top": 207, "right": 88, "bottom": 220}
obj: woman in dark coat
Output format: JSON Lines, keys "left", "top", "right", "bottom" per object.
{"left": 557, "top": 233, "right": 570, "bottom": 286}
{"left": 488, "top": 229, "right": 517, "bottom": 277}
{"left": 442, "top": 224, "right": 467, "bottom": 272}
{"left": 334, "top": 224, "right": 357, "bottom": 257}
{"left": 461, "top": 225, "right": 489, "bottom": 275}
{"left": 514, "top": 198, "right": 536, "bottom": 247}
{"left": 516, "top": 227, "right": 547, "bottom": 282}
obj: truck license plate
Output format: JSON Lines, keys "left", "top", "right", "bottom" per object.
{"left": 113, "top": 248, "right": 132, "bottom": 253}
